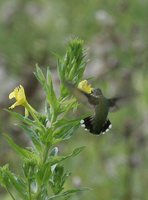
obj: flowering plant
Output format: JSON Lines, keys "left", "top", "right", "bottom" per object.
{"left": 0, "top": 39, "right": 89, "bottom": 200}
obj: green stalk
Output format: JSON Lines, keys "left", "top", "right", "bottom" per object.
{"left": 25, "top": 103, "right": 46, "bottom": 132}
{"left": 43, "top": 143, "right": 51, "bottom": 163}
{"left": 28, "top": 180, "right": 32, "bottom": 200}
{"left": 35, "top": 142, "right": 51, "bottom": 200}
{"left": 6, "top": 188, "right": 16, "bottom": 200}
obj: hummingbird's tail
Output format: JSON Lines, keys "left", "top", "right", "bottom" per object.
{"left": 80, "top": 116, "right": 112, "bottom": 135}
{"left": 101, "top": 119, "right": 112, "bottom": 134}
{"left": 80, "top": 116, "right": 94, "bottom": 133}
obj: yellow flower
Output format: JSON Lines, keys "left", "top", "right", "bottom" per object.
{"left": 78, "top": 80, "right": 93, "bottom": 94}
{"left": 9, "top": 85, "right": 27, "bottom": 109}
{"left": 9, "top": 85, "right": 40, "bottom": 121}
{"left": 9, "top": 85, "right": 30, "bottom": 116}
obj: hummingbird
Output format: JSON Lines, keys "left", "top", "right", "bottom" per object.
{"left": 65, "top": 80, "right": 131, "bottom": 135}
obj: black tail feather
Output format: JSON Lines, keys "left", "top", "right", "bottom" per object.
{"left": 101, "top": 119, "right": 112, "bottom": 134}
{"left": 80, "top": 116, "right": 112, "bottom": 135}
{"left": 80, "top": 116, "right": 94, "bottom": 133}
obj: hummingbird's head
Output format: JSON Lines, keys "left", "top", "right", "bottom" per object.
{"left": 92, "top": 88, "right": 103, "bottom": 97}
{"left": 78, "top": 80, "right": 103, "bottom": 96}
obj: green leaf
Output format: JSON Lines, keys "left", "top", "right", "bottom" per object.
{"left": 46, "top": 68, "right": 59, "bottom": 117}
{"left": 72, "top": 146, "right": 85, "bottom": 156}
{"left": 47, "top": 188, "right": 90, "bottom": 200}
{"left": 3, "top": 134, "right": 34, "bottom": 159}
{"left": 49, "top": 165, "right": 69, "bottom": 194}
{"left": 53, "top": 125, "right": 78, "bottom": 140}
{"left": 0, "top": 165, "right": 27, "bottom": 199}
{"left": 48, "top": 146, "right": 85, "bottom": 166}
{"left": 53, "top": 119, "right": 80, "bottom": 140}
{"left": 34, "top": 66, "right": 59, "bottom": 120}
{"left": 5, "top": 109, "right": 34, "bottom": 126}
{"left": 20, "top": 124, "right": 42, "bottom": 153}
{"left": 34, "top": 64, "right": 46, "bottom": 85}
{"left": 36, "top": 162, "right": 52, "bottom": 185}
{"left": 8, "top": 175, "right": 27, "bottom": 199}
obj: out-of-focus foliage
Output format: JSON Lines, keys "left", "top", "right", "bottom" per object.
{"left": 0, "top": 0, "right": 147, "bottom": 199}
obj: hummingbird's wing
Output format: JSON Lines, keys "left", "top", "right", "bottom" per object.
{"left": 108, "top": 94, "right": 136, "bottom": 112}
{"left": 64, "top": 81, "right": 99, "bottom": 106}
{"left": 108, "top": 97, "right": 122, "bottom": 112}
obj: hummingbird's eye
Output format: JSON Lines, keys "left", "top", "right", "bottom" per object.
{"left": 92, "top": 88, "right": 102, "bottom": 96}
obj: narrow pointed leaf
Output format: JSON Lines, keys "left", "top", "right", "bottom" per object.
{"left": 3, "top": 134, "right": 33, "bottom": 159}
{"left": 47, "top": 188, "right": 90, "bottom": 200}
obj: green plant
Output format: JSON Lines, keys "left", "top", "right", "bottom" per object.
{"left": 0, "top": 38, "right": 88, "bottom": 200}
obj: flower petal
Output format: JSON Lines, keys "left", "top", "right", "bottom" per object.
{"left": 9, "top": 85, "right": 27, "bottom": 110}
{"left": 78, "top": 80, "right": 93, "bottom": 94}
{"left": 9, "top": 91, "right": 15, "bottom": 99}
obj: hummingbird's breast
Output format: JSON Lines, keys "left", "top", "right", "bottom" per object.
{"left": 93, "top": 97, "right": 109, "bottom": 133}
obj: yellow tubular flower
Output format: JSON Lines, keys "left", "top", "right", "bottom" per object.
{"left": 9, "top": 85, "right": 27, "bottom": 109}
{"left": 78, "top": 80, "right": 93, "bottom": 94}
{"left": 9, "top": 85, "right": 39, "bottom": 119}
{"left": 9, "top": 85, "right": 30, "bottom": 117}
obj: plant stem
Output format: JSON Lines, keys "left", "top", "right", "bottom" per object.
{"left": 43, "top": 144, "right": 50, "bottom": 163}
{"left": 28, "top": 180, "right": 32, "bottom": 200}
{"left": 26, "top": 103, "right": 46, "bottom": 132}
{"left": 35, "top": 143, "right": 51, "bottom": 199}
{"left": 6, "top": 188, "right": 16, "bottom": 200}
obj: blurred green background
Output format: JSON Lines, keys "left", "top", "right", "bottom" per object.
{"left": 0, "top": 0, "right": 147, "bottom": 199}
